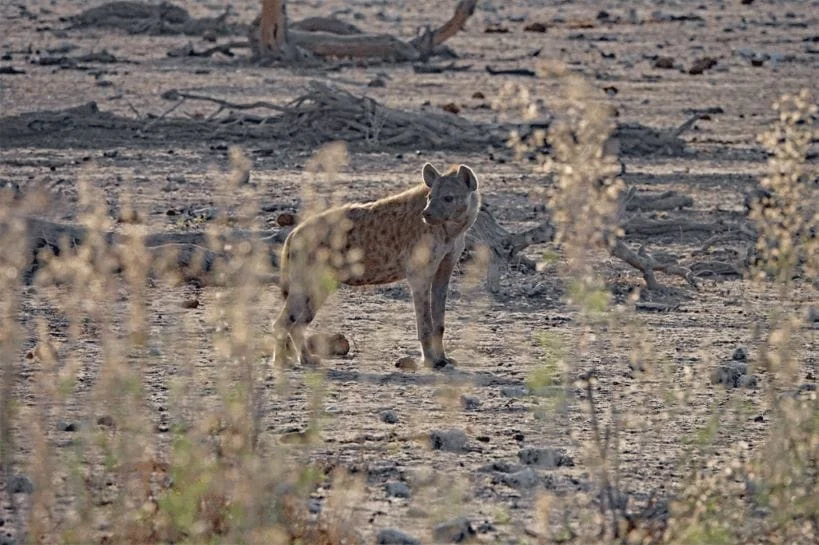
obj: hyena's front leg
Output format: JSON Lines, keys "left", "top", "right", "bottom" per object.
{"left": 429, "top": 250, "right": 459, "bottom": 368}
{"left": 408, "top": 274, "right": 439, "bottom": 367}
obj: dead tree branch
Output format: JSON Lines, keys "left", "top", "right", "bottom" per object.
{"left": 251, "top": 0, "right": 477, "bottom": 61}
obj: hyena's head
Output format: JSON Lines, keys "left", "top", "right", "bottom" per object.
{"left": 421, "top": 163, "right": 480, "bottom": 227}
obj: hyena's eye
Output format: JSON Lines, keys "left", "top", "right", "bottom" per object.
{"left": 444, "top": 196, "right": 454, "bottom": 203}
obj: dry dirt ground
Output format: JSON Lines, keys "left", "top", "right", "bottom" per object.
{"left": 1, "top": 0, "right": 817, "bottom": 543}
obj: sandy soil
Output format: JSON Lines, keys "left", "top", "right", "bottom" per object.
{"left": 1, "top": 1, "right": 817, "bottom": 543}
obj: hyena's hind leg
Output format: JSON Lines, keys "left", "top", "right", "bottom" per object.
{"left": 272, "top": 292, "right": 322, "bottom": 367}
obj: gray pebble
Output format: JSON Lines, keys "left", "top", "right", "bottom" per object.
{"left": 385, "top": 481, "right": 411, "bottom": 498}
{"left": 460, "top": 395, "right": 481, "bottom": 410}
{"left": 500, "top": 385, "right": 527, "bottom": 398}
{"left": 518, "top": 447, "right": 574, "bottom": 468}
{"left": 376, "top": 528, "right": 420, "bottom": 545}
{"left": 732, "top": 346, "right": 748, "bottom": 361}
{"left": 430, "top": 429, "right": 468, "bottom": 452}
{"left": 711, "top": 361, "right": 756, "bottom": 388}
{"left": 500, "top": 467, "right": 540, "bottom": 490}
{"left": 58, "top": 420, "right": 79, "bottom": 432}
{"left": 307, "top": 498, "right": 322, "bottom": 513}
{"left": 380, "top": 409, "right": 399, "bottom": 424}
{"left": 10, "top": 474, "right": 33, "bottom": 494}
{"left": 432, "top": 517, "right": 475, "bottom": 543}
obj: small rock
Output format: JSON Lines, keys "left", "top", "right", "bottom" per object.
{"left": 379, "top": 409, "right": 399, "bottom": 424}
{"left": 518, "top": 447, "right": 574, "bottom": 468}
{"left": 395, "top": 356, "right": 419, "bottom": 371}
{"left": 484, "top": 25, "right": 510, "bottom": 34}
{"left": 732, "top": 347, "right": 748, "bottom": 361}
{"left": 367, "top": 77, "right": 386, "bottom": 88}
{"left": 711, "top": 361, "right": 756, "bottom": 388}
{"left": 689, "top": 57, "right": 718, "bottom": 75}
{"left": 440, "top": 102, "right": 460, "bottom": 114}
{"left": 10, "top": 474, "right": 33, "bottom": 494}
{"left": 478, "top": 460, "right": 522, "bottom": 474}
{"left": 306, "top": 332, "right": 350, "bottom": 357}
{"left": 460, "top": 395, "right": 481, "bottom": 410}
{"left": 500, "top": 385, "right": 527, "bottom": 398}
{"left": 307, "top": 498, "right": 322, "bottom": 513}
{"left": 653, "top": 56, "right": 675, "bottom": 69}
{"left": 377, "top": 528, "right": 420, "bottom": 545}
{"left": 739, "top": 375, "right": 758, "bottom": 389}
{"left": 432, "top": 517, "right": 475, "bottom": 543}
{"left": 500, "top": 467, "right": 539, "bottom": 490}
{"left": 471, "top": 91, "right": 485, "bottom": 99}
{"left": 181, "top": 298, "right": 199, "bottom": 309}
{"left": 807, "top": 306, "right": 819, "bottom": 323}
{"left": 524, "top": 22, "right": 547, "bottom": 32}
{"left": 385, "top": 481, "right": 411, "bottom": 498}
{"left": 430, "top": 429, "right": 468, "bottom": 452}
{"left": 97, "top": 415, "right": 115, "bottom": 427}
{"left": 58, "top": 421, "right": 79, "bottom": 432}
{"left": 276, "top": 212, "right": 297, "bottom": 226}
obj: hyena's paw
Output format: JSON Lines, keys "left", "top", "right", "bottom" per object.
{"left": 273, "top": 337, "right": 299, "bottom": 367}
{"left": 425, "top": 356, "right": 458, "bottom": 370}
{"left": 299, "top": 349, "right": 322, "bottom": 367}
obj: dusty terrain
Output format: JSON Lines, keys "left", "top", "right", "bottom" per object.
{"left": 1, "top": 0, "right": 817, "bottom": 543}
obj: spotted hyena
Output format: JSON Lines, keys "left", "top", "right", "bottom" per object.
{"left": 273, "top": 163, "right": 481, "bottom": 368}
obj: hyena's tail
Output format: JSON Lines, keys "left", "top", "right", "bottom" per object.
{"left": 276, "top": 234, "right": 291, "bottom": 299}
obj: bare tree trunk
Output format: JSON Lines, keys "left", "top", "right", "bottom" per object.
{"left": 258, "top": 0, "right": 288, "bottom": 54}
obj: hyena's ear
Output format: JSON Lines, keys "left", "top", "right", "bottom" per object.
{"left": 457, "top": 165, "right": 478, "bottom": 191}
{"left": 422, "top": 163, "right": 441, "bottom": 187}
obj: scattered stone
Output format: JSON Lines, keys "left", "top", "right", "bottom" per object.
{"left": 429, "top": 429, "right": 468, "bottom": 452}
{"left": 57, "top": 420, "right": 79, "bottom": 432}
{"left": 440, "top": 102, "right": 460, "bottom": 114}
{"left": 275, "top": 212, "right": 297, "bottom": 226}
{"left": 711, "top": 361, "right": 757, "bottom": 388}
{"left": 368, "top": 77, "right": 386, "bottom": 88}
{"left": 307, "top": 498, "right": 322, "bottom": 513}
{"left": 432, "top": 517, "right": 475, "bottom": 543}
{"left": 476, "top": 520, "right": 496, "bottom": 533}
{"left": 9, "top": 474, "right": 33, "bottom": 494}
{"left": 500, "top": 385, "right": 527, "bottom": 398}
{"left": 395, "top": 356, "right": 419, "bottom": 371}
{"left": 478, "top": 460, "right": 523, "bottom": 474}
{"left": 484, "top": 25, "right": 509, "bottom": 34}
{"left": 500, "top": 467, "right": 540, "bottom": 490}
{"left": 471, "top": 91, "right": 485, "bottom": 99}
{"left": 518, "top": 447, "right": 574, "bottom": 468}
{"left": 385, "top": 481, "right": 411, "bottom": 498}
{"left": 97, "top": 415, "right": 115, "bottom": 427}
{"left": 377, "top": 528, "right": 420, "bottom": 545}
{"left": 807, "top": 306, "right": 819, "bottom": 323}
{"left": 379, "top": 409, "right": 399, "bottom": 424}
{"left": 306, "top": 333, "right": 350, "bottom": 357}
{"left": 460, "top": 394, "right": 481, "bottom": 410}
{"left": 732, "top": 346, "right": 748, "bottom": 361}
{"left": 653, "top": 56, "right": 675, "bottom": 69}
{"left": 524, "top": 22, "right": 547, "bottom": 32}
{"left": 181, "top": 298, "right": 199, "bottom": 309}
{"left": 689, "top": 57, "right": 718, "bottom": 75}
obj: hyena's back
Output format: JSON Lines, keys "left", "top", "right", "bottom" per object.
{"left": 280, "top": 184, "right": 429, "bottom": 294}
